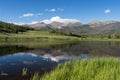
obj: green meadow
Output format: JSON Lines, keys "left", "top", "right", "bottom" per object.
{"left": 31, "top": 58, "right": 120, "bottom": 80}
{"left": 0, "top": 30, "right": 120, "bottom": 43}
{"left": 0, "top": 30, "right": 80, "bottom": 42}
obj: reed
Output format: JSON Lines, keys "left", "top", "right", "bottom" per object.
{"left": 22, "top": 68, "right": 27, "bottom": 76}
{"left": 32, "top": 58, "right": 120, "bottom": 80}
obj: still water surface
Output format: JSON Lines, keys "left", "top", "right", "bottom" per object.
{"left": 0, "top": 41, "right": 120, "bottom": 80}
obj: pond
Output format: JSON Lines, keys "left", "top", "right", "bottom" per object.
{"left": 0, "top": 41, "right": 120, "bottom": 80}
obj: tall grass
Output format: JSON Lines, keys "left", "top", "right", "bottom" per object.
{"left": 22, "top": 68, "right": 27, "bottom": 76}
{"left": 31, "top": 73, "right": 41, "bottom": 80}
{"left": 31, "top": 58, "right": 120, "bottom": 80}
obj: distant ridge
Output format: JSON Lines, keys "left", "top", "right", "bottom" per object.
{"left": 28, "top": 20, "right": 120, "bottom": 35}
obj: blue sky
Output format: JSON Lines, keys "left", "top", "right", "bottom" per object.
{"left": 0, "top": 0, "right": 120, "bottom": 24}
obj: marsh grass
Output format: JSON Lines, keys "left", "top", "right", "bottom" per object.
{"left": 31, "top": 73, "right": 41, "bottom": 80}
{"left": 22, "top": 68, "right": 27, "bottom": 76}
{"left": 32, "top": 58, "right": 120, "bottom": 80}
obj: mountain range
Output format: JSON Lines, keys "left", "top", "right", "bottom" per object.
{"left": 27, "top": 20, "right": 120, "bottom": 35}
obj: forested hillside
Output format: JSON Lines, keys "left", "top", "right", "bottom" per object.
{"left": 0, "top": 21, "right": 32, "bottom": 33}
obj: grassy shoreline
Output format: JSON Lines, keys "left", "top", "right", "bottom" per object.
{"left": 31, "top": 58, "right": 120, "bottom": 80}
{"left": 0, "top": 30, "right": 120, "bottom": 42}
{"left": 0, "top": 30, "right": 80, "bottom": 42}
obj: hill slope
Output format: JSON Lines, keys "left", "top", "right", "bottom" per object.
{"left": 0, "top": 21, "right": 32, "bottom": 33}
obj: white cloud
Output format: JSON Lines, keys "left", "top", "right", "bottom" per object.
{"left": 35, "top": 13, "right": 43, "bottom": 17}
{"left": 105, "top": 9, "right": 110, "bottom": 14}
{"left": 41, "top": 16, "right": 80, "bottom": 24}
{"left": 19, "top": 13, "right": 43, "bottom": 18}
{"left": 50, "top": 9, "right": 56, "bottom": 12}
{"left": 14, "top": 21, "right": 39, "bottom": 25}
{"left": 58, "top": 8, "right": 64, "bottom": 11}
{"left": 23, "top": 13, "right": 34, "bottom": 17}
{"left": 15, "top": 16, "right": 80, "bottom": 25}
{"left": 45, "top": 8, "right": 64, "bottom": 12}
{"left": 45, "top": 8, "right": 56, "bottom": 12}
{"left": 19, "top": 13, "right": 34, "bottom": 18}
